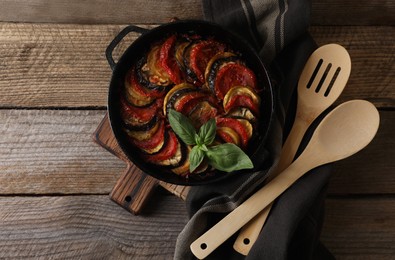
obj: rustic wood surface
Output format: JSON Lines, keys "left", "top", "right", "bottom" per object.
{"left": 0, "top": 23, "right": 393, "bottom": 108}
{"left": 0, "top": 0, "right": 394, "bottom": 259}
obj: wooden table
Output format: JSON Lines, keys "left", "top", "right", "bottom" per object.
{"left": 0, "top": 0, "right": 394, "bottom": 259}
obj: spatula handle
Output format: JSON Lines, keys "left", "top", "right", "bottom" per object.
{"left": 190, "top": 159, "right": 308, "bottom": 259}
{"left": 233, "top": 117, "right": 309, "bottom": 254}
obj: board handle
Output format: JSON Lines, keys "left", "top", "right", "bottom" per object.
{"left": 110, "top": 163, "right": 158, "bottom": 215}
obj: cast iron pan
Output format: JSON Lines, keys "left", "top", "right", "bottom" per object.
{"left": 106, "top": 20, "right": 274, "bottom": 186}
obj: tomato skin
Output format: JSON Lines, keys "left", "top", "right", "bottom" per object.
{"left": 216, "top": 117, "right": 249, "bottom": 148}
{"left": 120, "top": 95, "right": 160, "bottom": 124}
{"left": 189, "top": 40, "right": 225, "bottom": 83}
{"left": 131, "top": 119, "right": 165, "bottom": 152}
{"left": 224, "top": 94, "right": 260, "bottom": 115}
{"left": 214, "top": 64, "right": 257, "bottom": 100}
{"left": 173, "top": 91, "right": 206, "bottom": 113}
{"left": 144, "top": 130, "right": 178, "bottom": 162}
{"left": 159, "top": 35, "right": 183, "bottom": 84}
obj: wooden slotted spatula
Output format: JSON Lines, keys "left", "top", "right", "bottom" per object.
{"left": 190, "top": 100, "right": 380, "bottom": 259}
{"left": 234, "top": 43, "right": 351, "bottom": 255}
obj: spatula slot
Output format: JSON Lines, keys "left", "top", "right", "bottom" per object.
{"left": 306, "top": 59, "right": 323, "bottom": 89}
{"left": 324, "top": 67, "right": 341, "bottom": 97}
{"left": 315, "top": 63, "right": 332, "bottom": 93}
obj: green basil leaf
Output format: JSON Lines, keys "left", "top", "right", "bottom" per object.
{"left": 206, "top": 143, "right": 253, "bottom": 172}
{"left": 189, "top": 146, "right": 205, "bottom": 173}
{"left": 198, "top": 118, "right": 216, "bottom": 145}
{"left": 168, "top": 109, "right": 197, "bottom": 145}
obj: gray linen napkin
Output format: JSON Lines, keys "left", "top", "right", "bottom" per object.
{"left": 174, "top": 1, "right": 335, "bottom": 259}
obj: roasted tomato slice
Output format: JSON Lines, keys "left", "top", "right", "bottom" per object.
{"left": 188, "top": 101, "right": 218, "bottom": 129}
{"left": 131, "top": 119, "right": 166, "bottom": 154}
{"left": 189, "top": 40, "right": 226, "bottom": 83}
{"left": 159, "top": 35, "right": 184, "bottom": 84}
{"left": 214, "top": 64, "right": 257, "bottom": 100}
{"left": 224, "top": 95, "right": 260, "bottom": 115}
{"left": 163, "top": 83, "right": 196, "bottom": 115}
{"left": 173, "top": 91, "right": 206, "bottom": 112}
{"left": 139, "top": 45, "right": 172, "bottom": 88}
{"left": 204, "top": 52, "right": 236, "bottom": 83}
{"left": 125, "top": 70, "right": 155, "bottom": 107}
{"left": 216, "top": 126, "right": 241, "bottom": 146}
{"left": 216, "top": 117, "right": 250, "bottom": 148}
{"left": 144, "top": 130, "right": 179, "bottom": 164}
{"left": 178, "top": 94, "right": 217, "bottom": 115}
{"left": 223, "top": 86, "right": 260, "bottom": 110}
{"left": 120, "top": 95, "right": 161, "bottom": 127}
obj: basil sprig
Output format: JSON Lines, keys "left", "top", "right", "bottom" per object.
{"left": 168, "top": 109, "right": 253, "bottom": 173}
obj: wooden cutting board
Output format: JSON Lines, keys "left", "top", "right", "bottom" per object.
{"left": 92, "top": 114, "right": 190, "bottom": 215}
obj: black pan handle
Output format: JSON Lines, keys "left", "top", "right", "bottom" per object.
{"left": 105, "top": 25, "right": 150, "bottom": 70}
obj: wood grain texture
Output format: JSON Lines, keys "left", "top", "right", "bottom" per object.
{"left": 0, "top": 0, "right": 394, "bottom": 26}
{"left": 0, "top": 23, "right": 155, "bottom": 108}
{"left": 0, "top": 109, "right": 393, "bottom": 195}
{"left": 0, "top": 23, "right": 394, "bottom": 108}
{"left": 0, "top": 195, "right": 393, "bottom": 259}
{"left": 0, "top": 194, "right": 189, "bottom": 259}
{"left": 0, "top": 109, "right": 125, "bottom": 194}
{"left": 311, "top": 0, "right": 395, "bottom": 26}
{"left": 310, "top": 26, "right": 395, "bottom": 108}
{"left": 0, "top": 0, "right": 203, "bottom": 24}
{"left": 322, "top": 198, "right": 395, "bottom": 259}
{"left": 328, "top": 110, "right": 395, "bottom": 194}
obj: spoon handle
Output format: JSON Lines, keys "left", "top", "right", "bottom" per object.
{"left": 233, "top": 115, "right": 310, "bottom": 254}
{"left": 190, "top": 158, "right": 310, "bottom": 259}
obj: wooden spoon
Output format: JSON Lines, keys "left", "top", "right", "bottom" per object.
{"left": 190, "top": 100, "right": 380, "bottom": 259}
{"left": 234, "top": 43, "right": 351, "bottom": 255}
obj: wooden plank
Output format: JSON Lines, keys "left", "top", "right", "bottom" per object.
{"left": 0, "top": 109, "right": 125, "bottom": 194}
{"left": 0, "top": 194, "right": 188, "bottom": 259}
{"left": 0, "top": 109, "right": 393, "bottom": 195}
{"left": 311, "top": 0, "right": 395, "bottom": 26}
{"left": 328, "top": 110, "right": 395, "bottom": 194}
{"left": 0, "top": 23, "right": 393, "bottom": 108}
{"left": 0, "top": 0, "right": 394, "bottom": 26}
{"left": 0, "top": 0, "right": 203, "bottom": 24}
{"left": 310, "top": 26, "right": 395, "bottom": 108}
{"left": 0, "top": 23, "right": 152, "bottom": 108}
{"left": 322, "top": 198, "right": 395, "bottom": 259}
{"left": 0, "top": 195, "right": 394, "bottom": 259}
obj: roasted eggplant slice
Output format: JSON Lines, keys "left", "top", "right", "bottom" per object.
{"left": 123, "top": 115, "right": 161, "bottom": 140}
{"left": 227, "top": 107, "right": 257, "bottom": 122}
{"left": 144, "top": 130, "right": 180, "bottom": 166}
{"left": 182, "top": 41, "right": 200, "bottom": 84}
{"left": 136, "top": 46, "right": 172, "bottom": 90}
{"left": 130, "top": 119, "right": 166, "bottom": 154}
{"left": 206, "top": 56, "right": 242, "bottom": 94}
{"left": 125, "top": 69, "right": 156, "bottom": 107}
{"left": 163, "top": 83, "right": 196, "bottom": 115}
{"left": 204, "top": 52, "right": 236, "bottom": 84}
{"left": 120, "top": 95, "right": 161, "bottom": 127}
{"left": 171, "top": 145, "right": 191, "bottom": 176}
